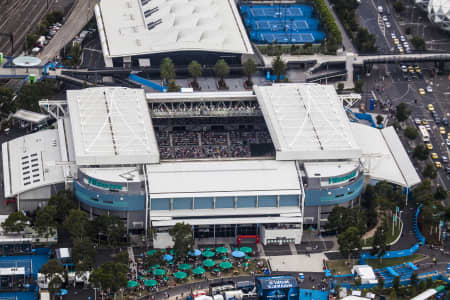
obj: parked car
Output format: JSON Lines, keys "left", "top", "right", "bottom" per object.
{"left": 426, "top": 85, "right": 433, "bottom": 93}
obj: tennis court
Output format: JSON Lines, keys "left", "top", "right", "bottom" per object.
{"left": 0, "top": 254, "right": 49, "bottom": 278}
{"left": 240, "top": 4, "right": 325, "bottom": 44}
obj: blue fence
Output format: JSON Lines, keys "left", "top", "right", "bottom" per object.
{"left": 415, "top": 204, "right": 426, "bottom": 245}
{"left": 353, "top": 112, "right": 376, "bottom": 128}
{"left": 129, "top": 74, "right": 167, "bottom": 92}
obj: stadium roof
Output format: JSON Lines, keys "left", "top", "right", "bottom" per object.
{"left": 2, "top": 130, "right": 65, "bottom": 198}
{"left": 350, "top": 123, "right": 421, "bottom": 187}
{"left": 428, "top": 0, "right": 450, "bottom": 29}
{"left": 95, "top": 0, "right": 253, "bottom": 58}
{"left": 146, "top": 159, "right": 301, "bottom": 198}
{"left": 255, "top": 84, "right": 362, "bottom": 161}
{"left": 12, "top": 109, "right": 49, "bottom": 124}
{"left": 67, "top": 87, "right": 159, "bottom": 165}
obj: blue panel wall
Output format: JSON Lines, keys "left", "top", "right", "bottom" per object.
{"left": 74, "top": 181, "right": 144, "bottom": 211}
{"left": 305, "top": 176, "right": 364, "bottom": 206}
{"left": 258, "top": 195, "right": 277, "bottom": 207}
{"left": 173, "top": 198, "right": 192, "bottom": 209}
{"left": 279, "top": 195, "right": 299, "bottom": 207}
{"left": 215, "top": 197, "right": 235, "bottom": 208}
{"left": 237, "top": 196, "right": 257, "bottom": 208}
{"left": 151, "top": 198, "right": 170, "bottom": 210}
{"left": 194, "top": 197, "right": 214, "bottom": 209}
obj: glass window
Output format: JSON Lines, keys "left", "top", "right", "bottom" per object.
{"left": 279, "top": 195, "right": 299, "bottom": 207}
{"left": 237, "top": 196, "right": 256, "bottom": 208}
{"left": 194, "top": 197, "right": 214, "bottom": 209}
{"left": 258, "top": 195, "right": 277, "bottom": 207}
{"left": 151, "top": 198, "right": 170, "bottom": 210}
{"left": 215, "top": 197, "right": 234, "bottom": 208}
{"left": 173, "top": 198, "right": 192, "bottom": 209}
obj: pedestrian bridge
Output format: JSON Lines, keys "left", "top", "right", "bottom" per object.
{"left": 355, "top": 52, "right": 450, "bottom": 65}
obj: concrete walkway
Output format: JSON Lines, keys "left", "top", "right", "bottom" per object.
{"left": 266, "top": 253, "right": 327, "bottom": 272}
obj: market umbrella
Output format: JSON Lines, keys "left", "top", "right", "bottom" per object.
{"left": 202, "top": 250, "right": 215, "bottom": 258}
{"left": 203, "top": 259, "right": 216, "bottom": 267}
{"left": 189, "top": 249, "right": 202, "bottom": 256}
{"left": 169, "top": 249, "right": 175, "bottom": 255}
{"left": 174, "top": 271, "right": 187, "bottom": 279}
{"left": 152, "top": 268, "right": 166, "bottom": 276}
{"left": 152, "top": 264, "right": 160, "bottom": 269}
{"left": 192, "top": 267, "right": 205, "bottom": 275}
{"left": 232, "top": 251, "right": 245, "bottom": 258}
{"left": 245, "top": 256, "right": 251, "bottom": 260}
{"left": 127, "top": 280, "right": 138, "bottom": 288}
{"left": 242, "top": 262, "right": 249, "bottom": 267}
{"left": 213, "top": 268, "right": 220, "bottom": 272}
{"left": 147, "top": 249, "right": 157, "bottom": 256}
{"left": 163, "top": 254, "right": 173, "bottom": 261}
{"left": 222, "top": 256, "right": 228, "bottom": 260}
{"left": 216, "top": 247, "right": 229, "bottom": 254}
{"left": 144, "top": 279, "right": 158, "bottom": 287}
{"left": 219, "top": 261, "right": 232, "bottom": 269}
{"left": 178, "top": 264, "right": 192, "bottom": 271}
{"left": 240, "top": 247, "right": 252, "bottom": 254}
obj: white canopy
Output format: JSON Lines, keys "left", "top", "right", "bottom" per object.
{"left": 351, "top": 265, "right": 377, "bottom": 284}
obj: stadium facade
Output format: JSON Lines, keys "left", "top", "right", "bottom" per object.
{"left": 2, "top": 84, "right": 420, "bottom": 247}
{"left": 94, "top": 0, "right": 253, "bottom": 67}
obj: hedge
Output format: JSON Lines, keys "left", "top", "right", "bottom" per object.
{"left": 312, "top": 0, "right": 342, "bottom": 53}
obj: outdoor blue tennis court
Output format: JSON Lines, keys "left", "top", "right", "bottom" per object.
{"left": 0, "top": 254, "right": 49, "bottom": 278}
{"left": 240, "top": 4, "right": 325, "bottom": 44}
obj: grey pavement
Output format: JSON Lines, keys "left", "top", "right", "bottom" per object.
{"left": 324, "top": 0, "right": 355, "bottom": 53}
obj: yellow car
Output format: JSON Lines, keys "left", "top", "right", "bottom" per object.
{"left": 419, "top": 88, "right": 426, "bottom": 95}
{"left": 440, "top": 127, "right": 446, "bottom": 135}
{"left": 448, "top": 132, "right": 450, "bottom": 139}
{"left": 431, "top": 153, "right": 438, "bottom": 159}
{"left": 435, "top": 161, "right": 442, "bottom": 168}
{"left": 427, "top": 104, "right": 434, "bottom": 111}
{"left": 422, "top": 120, "right": 429, "bottom": 125}
{"left": 394, "top": 39, "right": 399, "bottom": 45}
{"left": 408, "top": 66, "right": 414, "bottom": 73}
{"left": 426, "top": 143, "right": 433, "bottom": 150}
{"left": 415, "top": 66, "right": 421, "bottom": 73}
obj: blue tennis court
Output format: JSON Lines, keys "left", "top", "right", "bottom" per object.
{"left": 240, "top": 4, "right": 325, "bottom": 44}
{"left": 0, "top": 254, "right": 49, "bottom": 278}
{"left": 0, "top": 292, "right": 37, "bottom": 300}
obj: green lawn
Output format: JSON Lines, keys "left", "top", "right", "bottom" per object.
{"left": 326, "top": 259, "right": 353, "bottom": 275}
{"left": 366, "top": 253, "right": 426, "bottom": 269}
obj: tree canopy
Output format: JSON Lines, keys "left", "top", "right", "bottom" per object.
{"left": 326, "top": 207, "right": 367, "bottom": 234}
{"left": 242, "top": 58, "right": 257, "bottom": 85}
{"left": 160, "top": 57, "right": 176, "bottom": 84}
{"left": 72, "top": 239, "right": 96, "bottom": 273}
{"left": 63, "top": 209, "right": 90, "bottom": 241}
{"left": 214, "top": 59, "right": 230, "bottom": 81}
{"left": 188, "top": 61, "right": 202, "bottom": 83}
{"left": 0, "top": 87, "right": 15, "bottom": 117}
{"left": 34, "top": 205, "right": 57, "bottom": 238}
{"left": 1, "top": 211, "right": 29, "bottom": 233}
{"left": 169, "top": 222, "right": 194, "bottom": 257}
{"left": 413, "top": 144, "right": 429, "bottom": 161}
{"left": 404, "top": 126, "right": 418, "bottom": 140}
{"left": 90, "top": 262, "right": 128, "bottom": 294}
{"left": 41, "top": 259, "right": 64, "bottom": 279}
{"left": 395, "top": 103, "right": 411, "bottom": 122}
{"left": 271, "top": 56, "right": 286, "bottom": 82}
{"left": 338, "top": 226, "right": 362, "bottom": 260}
{"left": 16, "top": 79, "right": 58, "bottom": 112}
{"left": 371, "top": 220, "right": 389, "bottom": 261}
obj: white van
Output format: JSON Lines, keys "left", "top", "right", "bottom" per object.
{"left": 378, "top": 6, "right": 383, "bottom": 13}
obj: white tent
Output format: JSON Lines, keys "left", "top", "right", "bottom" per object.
{"left": 351, "top": 265, "right": 377, "bottom": 284}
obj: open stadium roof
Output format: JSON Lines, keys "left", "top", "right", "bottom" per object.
{"left": 255, "top": 84, "right": 362, "bottom": 161}
{"left": 95, "top": 0, "right": 253, "bottom": 58}
{"left": 67, "top": 87, "right": 159, "bottom": 165}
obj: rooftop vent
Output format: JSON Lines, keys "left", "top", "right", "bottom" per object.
{"left": 144, "top": 7, "right": 159, "bottom": 18}
{"left": 147, "top": 19, "right": 162, "bottom": 30}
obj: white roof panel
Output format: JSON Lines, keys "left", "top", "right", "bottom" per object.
{"left": 255, "top": 84, "right": 361, "bottom": 161}
{"left": 351, "top": 123, "right": 420, "bottom": 187}
{"left": 304, "top": 161, "right": 360, "bottom": 178}
{"left": 96, "top": 0, "right": 253, "bottom": 58}
{"left": 12, "top": 109, "right": 49, "bottom": 124}
{"left": 2, "top": 130, "right": 65, "bottom": 198}
{"left": 146, "top": 159, "right": 301, "bottom": 198}
{"left": 67, "top": 87, "right": 159, "bottom": 165}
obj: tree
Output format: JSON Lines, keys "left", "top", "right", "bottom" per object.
{"left": 355, "top": 277, "right": 361, "bottom": 286}
{"left": 393, "top": 275, "right": 400, "bottom": 291}
{"left": 426, "top": 276, "right": 433, "bottom": 288}
{"left": 413, "top": 179, "right": 434, "bottom": 205}
{"left": 418, "top": 279, "right": 426, "bottom": 291}
{"left": 214, "top": 59, "right": 230, "bottom": 87}
{"left": 326, "top": 207, "right": 367, "bottom": 234}
{"left": 167, "top": 79, "right": 180, "bottom": 92}
{"left": 271, "top": 56, "right": 286, "bottom": 82}
{"left": 72, "top": 239, "right": 96, "bottom": 273}
{"left": 187, "top": 60, "right": 202, "bottom": 88}
{"left": 90, "top": 262, "right": 128, "bottom": 295}
{"left": 376, "top": 115, "right": 384, "bottom": 126}
{"left": 413, "top": 144, "right": 429, "bottom": 161}
{"left": 371, "top": 221, "right": 389, "bottom": 262}
{"left": 41, "top": 259, "right": 64, "bottom": 280}
{"left": 69, "top": 43, "right": 82, "bottom": 66}
{"left": 404, "top": 126, "right": 418, "bottom": 140}
{"left": 92, "top": 215, "right": 126, "bottom": 246}
{"left": 0, "top": 87, "right": 16, "bottom": 117}
{"left": 48, "top": 191, "right": 74, "bottom": 225}
{"left": 34, "top": 205, "right": 57, "bottom": 240}
{"left": 410, "top": 272, "right": 418, "bottom": 288}
{"left": 354, "top": 28, "right": 377, "bottom": 52}
{"left": 434, "top": 186, "right": 447, "bottom": 200}
{"left": 395, "top": 103, "right": 410, "bottom": 122}
{"left": 113, "top": 250, "right": 129, "bottom": 265}
{"left": 393, "top": 1, "right": 405, "bottom": 13}
{"left": 144, "top": 250, "right": 164, "bottom": 269}
{"left": 389, "top": 289, "right": 397, "bottom": 300}
{"left": 422, "top": 163, "right": 437, "bottom": 179}
{"left": 63, "top": 209, "right": 90, "bottom": 241}
{"left": 160, "top": 57, "right": 175, "bottom": 84}
{"left": 1, "top": 211, "right": 28, "bottom": 233}
{"left": 16, "top": 79, "right": 58, "bottom": 112}
{"left": 169, "top": 222, "right": 194, "bottom": 258}
{"left": 411, "top": 36, "right": 426, "bottom": 51}
{"left": 242, "top": 58, "right": 257, "bottom": 87}
{"left": 338, "top": 226, "right": 362, "bottom": 261}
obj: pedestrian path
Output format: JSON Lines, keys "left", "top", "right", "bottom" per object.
{"left": 289, "top": 243, "right": 298, "bottom": 255}
{"left": 128, "top": 247, "right": 135, "bottom": 264}
{"left": 267, "top": 253, "right": 326, "bottom": 272}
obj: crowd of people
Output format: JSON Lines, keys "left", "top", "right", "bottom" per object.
{"left": 156, "top": 129, "right": 274, "bottom": 160}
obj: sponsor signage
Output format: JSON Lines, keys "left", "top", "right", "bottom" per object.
{"left": 88, "top": 177, "right": 123, "bottom": 190}
{"left": 328, "top": 170, "right": 357, "bottom": 184}
{"left": 266, "top": 279, "right": 293, "bottom": 289}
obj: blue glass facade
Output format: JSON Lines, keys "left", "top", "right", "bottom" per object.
{"left": 74, "top": 181, "right": 145, "bottom": 211}
{"left": 304, "top": 176, "right": 364, "bottom": 206}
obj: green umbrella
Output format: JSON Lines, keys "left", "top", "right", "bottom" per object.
{"left": 222, "top": 256, "right": 228, "bottom": 260}
{"left": 127, "top": 280, "right": 138, "bottom": 288}
{"left": 245, "top": 256, "right": 251, "bottom": 260}
{"left": 163, "top": 276, "right": 169, "bottom": 281}
{"left": 216, "top": 247, "right": 229, "bottom": 254}
{"left": 138, "top": 276, "right": 144, "bottom": 280}
{"left": 202, "top": 250, "right": 215, "bottom": 258}
{"left": 213, "top": 268, "right": 220, "bottom": 272}
{"left": 169, "top": 249, "right": 175, "bottom": 255}
{"left": 192, "top": 267, "right": 205, "bottom": 275}
{"left": 240, "top": 247, "right": 252, "bottom": 254}
{"left": 152, "top": 264, "right": 160, "bottom": 269}
{"left": 147, "top": 249, "right": 157, "bottom": 256}
{"left": 203, "top": 259, "right": 216, "bottom": 267}
{"left": 152, "top": 268, "right": 166, "bottom": 276}
{"left": 178, "top": 264, "right": 192, "bottom": 271}
{"left": 242, "top": 262, "right": 249, "bottom": 267}
{"left": 233, "top": 248, "right": 239, "bottom": 251}
{"left": 167, "top": 261, "right": 175, "bottom": 265}
{"left": 219, "top": 261, "right": 232, "bottom": 269}
{"left": 144, "top": 279, "right": 158, "bottom": 287}
{"left": 174, "top": 271, "right": 187, "bottom": 279}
